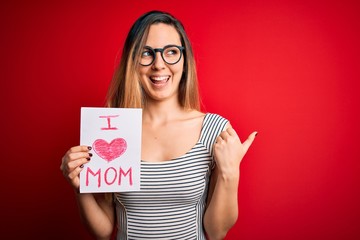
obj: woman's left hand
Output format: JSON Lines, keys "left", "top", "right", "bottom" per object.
{"left": 213, "top": 126, "right": 257, "bottom": 177}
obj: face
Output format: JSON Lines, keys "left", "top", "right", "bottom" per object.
{"left": 138, "top": 23, "right": 184, "bottom": 103}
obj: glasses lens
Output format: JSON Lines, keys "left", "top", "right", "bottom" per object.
{"left": 140, "top": 48, "right": 154, "bottom": 66}
{"left": 163, "top": 46, "right": 182, "bottom": 64}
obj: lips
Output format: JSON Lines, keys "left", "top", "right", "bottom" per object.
{"left": 149, "top": 75, "right": 170, "bottom": 86}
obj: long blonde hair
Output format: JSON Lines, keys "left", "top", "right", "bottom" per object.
{"left": 106, "top": 11, "right": 200, "bottom": 110}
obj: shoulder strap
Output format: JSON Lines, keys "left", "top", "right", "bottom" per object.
{"left": 199, "top": 113, "right": 229, "bottom": 155}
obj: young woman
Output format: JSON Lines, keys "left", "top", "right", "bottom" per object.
{"left": 60, "top": 11, "right": 257, "bottom": 240}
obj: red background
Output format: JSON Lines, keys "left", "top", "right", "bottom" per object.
{"left": 1, "top": 0, "right": 359, "bottom": 239}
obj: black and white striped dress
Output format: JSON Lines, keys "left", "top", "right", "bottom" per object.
{"left": 114, "top": 113, "right": 228, "bottom": 239}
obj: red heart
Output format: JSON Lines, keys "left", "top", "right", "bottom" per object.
{"left": 92, "top": 138, "right": 127, "bottom": 162}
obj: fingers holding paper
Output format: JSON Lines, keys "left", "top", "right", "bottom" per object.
{"left": 60, "top": 145, "right": 92, "bottom": 190}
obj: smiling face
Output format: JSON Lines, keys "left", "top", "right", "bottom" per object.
{"left": 138, "top": 23, "right": 184, "bottom": 104}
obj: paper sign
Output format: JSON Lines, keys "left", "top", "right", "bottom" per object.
{"left": 80, "top": 107, "right": 142, "bottom": 193}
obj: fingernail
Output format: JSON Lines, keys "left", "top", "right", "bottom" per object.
{"left": 87, "top": 146, "right": 92, "bottom": 150}
{"left": 80, "top": 164, "right": 84, "bottom": 168}
{"left": 86, "top": 157, "right": 91, "bottom": 161}
{"left": 89, "top": 153, "right": 93, "bottom": 157}
{"left": 255, "top": 132, "right": 258, "bottom": 136}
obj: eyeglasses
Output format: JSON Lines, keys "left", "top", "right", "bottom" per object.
{"left": 139, "top": 45, "right": 184, "bottom": 66}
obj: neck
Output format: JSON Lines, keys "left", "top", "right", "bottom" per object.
{"left": 142, "top": 98, "right": 185, "bottom": 124}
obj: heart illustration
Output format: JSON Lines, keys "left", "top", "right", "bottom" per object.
{"left": 92, "top": 138, "right": 127, "bottom": 162}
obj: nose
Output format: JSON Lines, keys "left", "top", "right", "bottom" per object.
{"left": 152, "top": 52, "right": 166, "bottom": 70}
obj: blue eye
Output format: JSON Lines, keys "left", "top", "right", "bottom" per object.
{"left": 165, "top": 48, "right": 178, "bottom": 56}
{"left": 141, "top": 49, "right": 153, "bottom": 58}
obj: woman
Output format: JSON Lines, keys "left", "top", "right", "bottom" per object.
{"left": 60, "top": 10, "right": 257, "bottom": 240}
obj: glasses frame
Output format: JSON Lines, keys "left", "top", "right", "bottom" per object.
{"left": 139, "top": 45, "right": 185, "bottom": 66}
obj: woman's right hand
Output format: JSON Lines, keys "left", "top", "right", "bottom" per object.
{"left": 60, "top": 145, "right": 92, "bottom": 191}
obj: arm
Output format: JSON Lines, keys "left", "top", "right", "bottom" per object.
{"left": 204, "top": 124, "right": 257, "bottom": 239}
{"left": 75, "top": 193, "right": 115, "bottom": 240}
{"left": 60, "top": 146, "right": 115, "bottom": 239}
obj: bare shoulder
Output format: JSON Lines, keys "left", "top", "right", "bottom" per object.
{"left": 176, "top": 110, "right": 206, "bottom": 129}
{"left": 182, "top": 109, "right": 205, "bottom": 122}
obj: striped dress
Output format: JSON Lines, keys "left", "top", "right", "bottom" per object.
{"left": 114, "top": 113, "right": 228, "bottom": 239}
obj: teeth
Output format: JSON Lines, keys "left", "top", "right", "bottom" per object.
{"left": 150, "top": 76, "right": 169, "bottom": 81}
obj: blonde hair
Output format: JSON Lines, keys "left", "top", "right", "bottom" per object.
{"left": 106, "top": 11, "right": 200, "bottom": 110}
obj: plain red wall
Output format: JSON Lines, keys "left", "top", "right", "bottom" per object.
{"left": 1, "top": 0, "right": 359, "bottom": 239}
